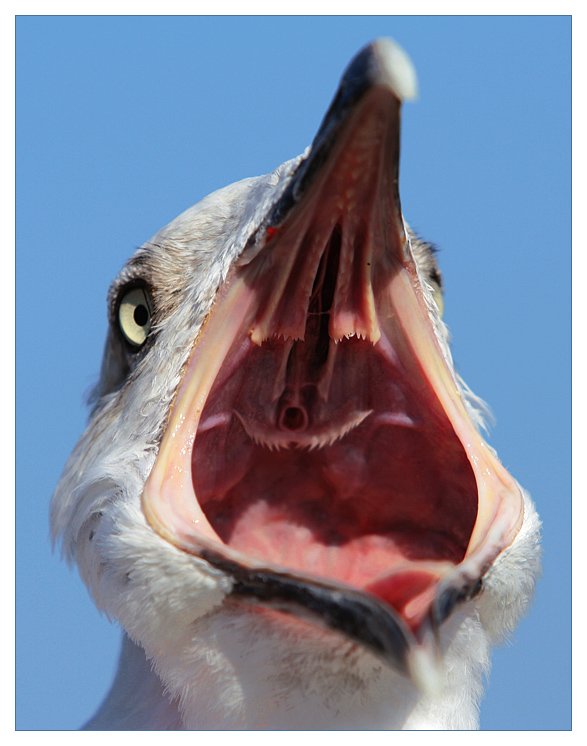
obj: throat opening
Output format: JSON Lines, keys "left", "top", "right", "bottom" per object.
{"left": 191, "top": 324, "right": 478, "bottom": 628}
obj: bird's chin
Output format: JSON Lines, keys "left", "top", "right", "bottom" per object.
{"left": 140, "top": 39, "right": 525, "bottom": 685}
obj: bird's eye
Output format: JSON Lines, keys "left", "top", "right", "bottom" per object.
{"left": 118, "top": 287, "right": 153, "bottom": 346}
{"left": 429, "top": 279, "right": 444, "bottom": 318}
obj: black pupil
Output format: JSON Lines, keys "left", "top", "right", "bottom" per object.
{"left": 133, "top": 304, "right": 149, "bottom": 327}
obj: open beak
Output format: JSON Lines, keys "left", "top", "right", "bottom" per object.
{"left": 142, "top": 39, "right": 524, "bottom": 692}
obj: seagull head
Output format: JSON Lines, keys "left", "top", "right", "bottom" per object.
{"left": 51, "top": 39, "right": 541, "bottom": 729}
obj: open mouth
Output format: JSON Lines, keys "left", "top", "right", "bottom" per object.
{"left": 191, "top": 221, "right": 478, "bottom": 636}
{"left": 141, "top": 40, "right": 524, "bottom": 684}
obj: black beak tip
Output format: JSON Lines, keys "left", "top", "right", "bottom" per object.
{"left": 268, "top": 39, "right": 417, "bottom": 230}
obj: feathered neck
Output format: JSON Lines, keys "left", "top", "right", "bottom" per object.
{"left": 85, "top": 600, "right": 490, "bottom": 730}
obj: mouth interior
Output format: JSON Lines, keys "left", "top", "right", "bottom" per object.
{"left": 191, "top": 224, "right": 478, "bottom": 632}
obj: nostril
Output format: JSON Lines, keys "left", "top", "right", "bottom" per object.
{"left": 279, "top": 406, "right": 308, "bottom": 432}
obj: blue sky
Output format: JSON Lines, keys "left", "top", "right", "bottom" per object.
{"left": 16, "top": 16, "right": 571, "bottom": 730}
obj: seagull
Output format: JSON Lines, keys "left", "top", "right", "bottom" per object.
{"left": 51, "top": 38, "right": 541, "bottom": 730}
